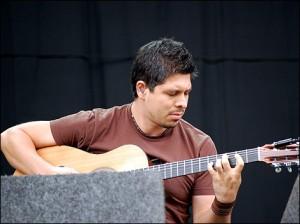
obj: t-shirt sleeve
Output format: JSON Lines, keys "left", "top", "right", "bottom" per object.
{"left": 50, "top": 110, "right": 96, "bottom": 149}
{"left": 192, "top": 136, "right": 217, "bottom": 195}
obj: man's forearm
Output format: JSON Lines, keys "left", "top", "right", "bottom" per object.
{"left": 194, "top": 207, "right": 232, "bottom": 223}
{"left": 194, "top": 197, "right": 235, "bottom": 223}
{"left": 1, "top": 127, "right": 54, "bottom": 175}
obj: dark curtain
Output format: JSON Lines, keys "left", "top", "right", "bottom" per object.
{"left": 1, "top": 1, "right": 299, "bottom": 223}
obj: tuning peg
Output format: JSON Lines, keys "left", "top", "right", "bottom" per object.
{"left": 272, "top": 163, "right": 282, "bottom": 173}
{"left": 284, "top": 162, "right": 292, "bottom": 173}
{"left": 275, "top": 167, "right": 282, "bottom": 173}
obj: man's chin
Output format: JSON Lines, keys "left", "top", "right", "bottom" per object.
{"left": 161, "top": 120, "right": 180, "bottom": 129}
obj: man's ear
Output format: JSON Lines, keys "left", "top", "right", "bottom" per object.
{"left": 139, "top": 87, "right": 145, "bottom": 94}
{"left": 136, "top": 81, "right": 147, "bottom": 98}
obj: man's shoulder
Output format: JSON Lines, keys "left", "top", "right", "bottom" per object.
{"left": 176, "top": 119, "right": 216, "bottom": 155}
{"left": 178, "top": 119, "right": 208, "bottom": 137}
{"left": 92, "top": 104, "right": 130, "bottom": 116}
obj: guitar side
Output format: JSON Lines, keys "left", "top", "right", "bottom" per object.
{"left": 13, "top": 144, "right": 149, "bottom": 176}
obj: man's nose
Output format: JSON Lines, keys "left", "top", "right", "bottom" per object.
{"left": 175, "top": 94, "right": 188, "bottom": 109}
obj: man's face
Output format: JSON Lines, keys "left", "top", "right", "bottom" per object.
{"left": 144, "top": 73, "right": 192, "bottom": 129}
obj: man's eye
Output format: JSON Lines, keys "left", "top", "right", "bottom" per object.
{"left": 168, "top": 91, "right": 177, "bottom": 96}
{"left": 185, "top": 89, "right": 192, "bottom": 95}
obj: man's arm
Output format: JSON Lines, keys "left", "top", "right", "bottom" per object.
{"left": 192, "top": 154, "right": 244, "bottom": 223}
{"left": 1, "top": 121, "right": 78, "bottom": 175}
{"left": 193, "top": 195, "right": 232, "bottom": 223}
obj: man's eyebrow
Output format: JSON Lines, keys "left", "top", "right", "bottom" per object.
{"left": 167, "top": 86, "right": 192, "bottom": 91}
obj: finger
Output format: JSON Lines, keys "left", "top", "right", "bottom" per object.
{"left": 215, "top": 159, "right": 223, "bottom": 173}
{"left": 221, "top": 154, "right": 231, "bottom": 171}
{"left": 262, "top": 144, "right": 274, "bottom": 149}
{"left": 207, "top": 162, "right": 215, "bottom": 175}
{"left": 234, "top": 153, "right": 244, "bottom": 172}
{"left": 55, "top": 166, "right": 79, "bottom": 174}
{"left": 65, "top": 167, "right": 80, "bottom": 174}
{"left": 287, "top": 144, "right": 299, "bottom": 149}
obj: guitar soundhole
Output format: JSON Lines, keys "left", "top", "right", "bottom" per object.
{"left": 92, "top": 167, "right": 115, "bottom": 172}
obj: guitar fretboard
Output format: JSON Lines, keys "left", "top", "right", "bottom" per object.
{"left": 134, "top": 147, "right": 259, "bottom": 179}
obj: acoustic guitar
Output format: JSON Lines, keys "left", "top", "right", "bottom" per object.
{"left": 14, "top": 138, "right": 299, "bottom": 177}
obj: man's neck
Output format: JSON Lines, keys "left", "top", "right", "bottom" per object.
{"left": 131, "top": 100, "right": 167, "bottom": 137}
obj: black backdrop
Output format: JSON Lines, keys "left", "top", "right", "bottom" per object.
{"left": 1, "top": 1, "right": 299, "bottom": 223}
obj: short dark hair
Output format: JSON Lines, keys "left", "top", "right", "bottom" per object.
{"left": 130, "top": 38, "right": 198, "bottom": 98}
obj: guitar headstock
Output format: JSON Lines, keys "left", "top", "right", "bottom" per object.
{"left": 259, "top": 137, "right": 299, "bottom": 173}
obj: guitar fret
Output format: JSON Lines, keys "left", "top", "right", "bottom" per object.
{"left": 211, "top": 155, "right": 214, "bottom": 164}
{"left": 258, "top": 147, "right": 261, "bottom": 161}
{"left": 198, "top": 158, "right": 202, "bottom": 172}
{"left": 186, "top": 160, "right": 192, "bottom": 174}
{"left": 172, "top": 162, "right": 177, "bottom": 177}
{"left": 202, "top": 157, "right": 207, "bottom": 172}
{"left": 166, "top": 163, "right": 169, "bottom": 178}
{"left": 179, "top": 161, "right": 184, "bottom": 176}
{"left": 192, "top": 159, "right": 197, "bottom": 173}
{"left": 185, "top": 160, "right": 189, "bottom": 174}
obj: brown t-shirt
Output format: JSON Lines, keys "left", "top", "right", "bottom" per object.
{"left": 50, "top": 103, "right": 217, "bottom": 223}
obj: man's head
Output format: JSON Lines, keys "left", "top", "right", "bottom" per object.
{"left": 130, "top": 39, "right": 198, "bottom": 132}
{"left": 131, "top": 38, "right": 198, "bottom": 98}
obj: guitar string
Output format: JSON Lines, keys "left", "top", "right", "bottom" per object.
{"left": 159, "top": 158, "right": 299, "bottom": 178}
{"left": 163, "top": 153, "right": 298, "bottom": 171}
{"left": 156, "top": 147, "right": 298, "bottom": 169}
{"left": 150, "top": 148, "right": 259, "bottom": 170}
{"left": 131, "top": 147, "right": 299, "bottom": 177}
{"left": 135, "top": 149, "right": 260, "bottom": 173}
{"left": 150, "top": 148, "right": 298, "bottom": 169}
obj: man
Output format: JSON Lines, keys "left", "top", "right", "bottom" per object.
{"left": 1, "top": 38, "right": 244, "bottom": 223}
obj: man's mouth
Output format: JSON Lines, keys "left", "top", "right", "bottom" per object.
{"left": 169, "top": 111, "right": 184, "bottom": 120}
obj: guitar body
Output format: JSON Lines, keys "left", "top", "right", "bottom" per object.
{"left": 13, "top": 144, "right": 149, "bottom": 176}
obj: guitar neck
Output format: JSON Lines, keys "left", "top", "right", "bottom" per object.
{"left": 137, "top": 147, "right": 260, "bottom": 180}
